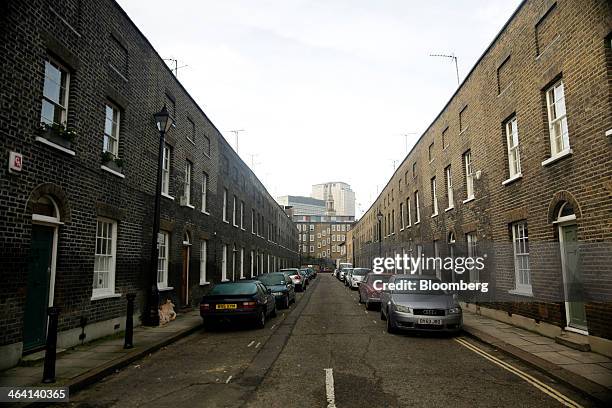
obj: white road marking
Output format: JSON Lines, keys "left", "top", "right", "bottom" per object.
{"left": 324, "top": 368, "right": 336, "bottom": 408}
{"left": 270, "top": 323, "right": 277, "bottom": 330}
{"left": 247, "top": 341, "right": 255, "bottom": 348}
{"left": 255, "top": 342, "right": 261, "bottom": 349}
{"left": 373, "top": 320, "right": 377, "bottom": 324}
{"left": 225, "top": 375, "right": 232, "bottom": 383}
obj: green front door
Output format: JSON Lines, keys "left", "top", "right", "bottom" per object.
{"left": 23, "top": 225, "right": 55, "bottom": 351}
{"left": 561, "top": 224, "right": 587, "bottom": 331}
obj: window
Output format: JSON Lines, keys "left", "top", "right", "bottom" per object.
{"left": 93, "top": 218, "right": 117, "bottom": 297}
{"left": 250, "top": 250, "right": 255, "bottom": 277}
{"left": 332, "top": 235, "right": 336, "bottom": 242}
{"left": 317, "top": 242, "right": 321, "bottom": 249}
{"left": 240, "top": 201, "right": 244, "bottom": 229}
{"left": 466, "top": 232, "right": 478, "bottom": 282}
{"left": 183, "top": 161, "right": 192, "bottom": 206}
{"left": 442, "top": 127, "right": 449, "bottom": 149}
{"left": 414, "top": 191, "right": 420, "bottom": 223}
{"left": 221, "top": 244, "right": 228, "bottom": 281}
{"left": 223, "top": 189, "right": 228, "bottom": 222}
{"left": 240, "top": 247, "right": 245, "bottom": 279}
{"left": 332, "top": 224, "right": 336, "bottom": 231}
{"left": 434, "top": 240, "right": 441, "bottom": 279}
{"left": 546, "top": 80, "right": 569, "bottom": 157}
{"left": 431, "top": 177, "right": 438, "bottom": 216}
{"left": 203, "top": 135, "right": 211, "bottom": 156}
{"left": 200, "top": 240, "right": 208, "bottom": 284}
{"left": 201, "top": 172, "right": 208, "bottom": 213}
{"left": 391, "top": 209, "right": 395, "bottom": 233}
{"left": 463, "top": 150, "right": 474, "bottom": 200}
{"left": 103, "top": 103, "right": 120, "bottom": 158}
{"left": 511, "top": 222, "right": 531, "bottom": 294}
{"left": 309, "top": 224, "right": 314, "bottom": 231}
{"left": 504, "top": 116, "right": 521, "bottom": 178}
{"left": 157, "top": 231, "right": 169, "bottom": 289}
{"left": 445, "top": 166, "right": 453, "bottom": 209}
{"left": 428, "top": 142, "right": 434, "bottom": 162}
{"left": 341, "top": 225, "right": 346, "bottom": 232}
{"left": 232, "top": 195, "right": 238, "bottom": 226}
{"left": 252, "top": 209, "right": 256, "bottom": 233}
{"left": 406, "top": 198, "right": 411, "bottom": 227}
{"left": 41, "top": 59, "right": 70, "bottom": 127}
{"left": 187, "top": 117, "right": 195, "bottom": 143}
{"left": 412, "top": 162, "right": 417, "bottom": 178}
{"left": 310, "top": 234, "right": 314, "bottom": 242}
{"left": 448, "top": 232, "right": 456, "bottom": 282}
{"left": 459, "top": 106, "right": 468, "bottom": 132}
{"left": 400, "top": 202, "right": 405, "bottom": 229}
{"left": 162, "top": 145, "right": 171, "bottom": 196}
{"left": 317, "top": 232, "right": 321, "bottom": 239}
{"left": 497, "top": 56, "right": 511, "bottom": 94}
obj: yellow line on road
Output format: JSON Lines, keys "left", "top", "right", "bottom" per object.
{"left": 454, "top": 337, "right": 583, "bottom": 408}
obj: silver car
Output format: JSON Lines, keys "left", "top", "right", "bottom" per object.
{"left": 339, "top": 267, "right": 351, "bottom": 282}
{"left": 342, "top": 268, "right": 353, "bottom": 286}
{"left": 280, "top": 268, "right": 306, "bottom": 292}
{"left": 380, "top": 275, "right": 462, "bottom": 334}
{"left": 348, "top": 268, "right": 370, "bottom": 289}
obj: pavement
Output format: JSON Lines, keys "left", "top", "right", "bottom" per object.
{"left": 2, "top": 275, "right": 609, "bottom": 406}
{"left": 462, "top": 310, "right": 612, "bottom": 405}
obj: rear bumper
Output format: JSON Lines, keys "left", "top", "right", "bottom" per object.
{"left": 391, "top": 311, "right": 463, "bottom": 332}
{"left": 200, "top": 309, "right": 259, "bottom": 321}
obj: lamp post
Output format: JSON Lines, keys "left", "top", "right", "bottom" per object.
{"left": 145, "top": 106, "right": 174, "bottom": 327}
{"left": 376, "top": 210, "right": 383, "bottom": 259}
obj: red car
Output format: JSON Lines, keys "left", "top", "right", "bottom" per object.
{"left": 358, "top": 273, "right": 393, "bottom": 310}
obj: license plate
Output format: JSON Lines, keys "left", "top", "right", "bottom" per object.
{"left": 216, "top": 304, "right": 237, "bottom": 310}
{"left": 417, "top": 318, "right": 442, "bottom": 325}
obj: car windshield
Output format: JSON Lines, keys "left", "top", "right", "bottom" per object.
{"left": 352, "top": 269, "right": 369, "bottom": 276}
{"left": 391, "top": 278, "right": 445, "bottom": 295}
{"left": 258, "top": 274, "right": 286, "bottom": 286}
{"left": 281, "top": 269, "right": 298, "bottom": 275}
{"left": 368, "top": 274, "right": 392, "bottom": 284}
{"left": 208, "top": 282, "right": 257, "bottom": 296}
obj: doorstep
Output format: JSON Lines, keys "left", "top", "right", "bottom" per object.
{"left": 462, "top": 308, "right": 612, "bottom": 405}
{"left": 556, "top": 331, "right": 591, "bottom": 352}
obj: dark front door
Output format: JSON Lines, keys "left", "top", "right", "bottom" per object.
{"left": 181, "top": 246, "right": 189, "bottom": 306}
{"left": 24, "top": 225, "right": 55, "bottom": 351}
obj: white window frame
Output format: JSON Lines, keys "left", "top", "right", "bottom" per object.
{"left": 406, "top": 198, "right": 412, "bottom": 227}
{"left": 199, "top": 240, "right": 209, "bottom": 285}
{"left": 221, "top": 244, "right": 228, "bottom": 281}
{"left": 546, "top": 80, "right": 570, "bottom": 158}
{"left": 511, "top": 222, "right": 532, "bottom": 295}
{"left": 41, "top": 59, "right": 70, "bottom": 127}
{"left": 252, "top": 209, "right": 256, "bottom": 233}
{"left": 414, "top": 191, "right": 420, "bottom": 224}
{"left": 223, "top": 189, "right": 228, "bottom": 223}
{"left": 240, "top": 247, "right": 245, "bottom": 279}
{"left": 240, "top": 201, "right": 245, "bottom": 229}
{"left": 201, "top": 172, "right": 209, "bottom": 214}
{"left": 232, "top": 196, "right": 238, "bottom": 227}
{"left": 431, "top": 177, "right": 438, "bottom": 217}
{"left": 161, "top": 145, "right": 171, "bottom": 197}
{"left": 466, "top": 232, "right": 479, "bottom": 282}
{"left": 464, "top": 151, "right": 474, "bottom": 201}
{"left": 92, "top": 217, "right": 118, "bottom": 299}
{"left": 400, "top": 202, "right": 405, "bottom": 229}
{"left": 445, "top": 166, "right": 454, "bottom": 210}
{"left": 183, "top": 161, "right": 192, "bottom": 206}
{"left": 250, "top": 250, "right": 255, "bottom": 277}
{"left": 157, "top": 231, "right": 170, "bottom": 289}
{"left": 103, "top": 102, "right": 120, "bottom": 158}
{"left": 503, "top": 117, "right": 522, "bottom": 180}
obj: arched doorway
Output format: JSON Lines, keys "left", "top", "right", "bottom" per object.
{"left": 181, "top": 231, "right": 191, "bottom": 307}
{"left": 24, "top": 195, "right": 62, "bottom": 351}
{"left": 554, "top": 201, "right": 587, "bottom": 333}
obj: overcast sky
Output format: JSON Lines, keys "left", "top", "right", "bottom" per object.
{"left": 118, "top": 0, "right": 522, "bottom": 217}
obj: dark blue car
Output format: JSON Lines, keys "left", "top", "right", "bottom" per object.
{"left": 257, "top": 272, "right": 296, "bottom": 309}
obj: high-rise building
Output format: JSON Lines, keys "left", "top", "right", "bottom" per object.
{"left": 311, "top": 182, "right": 355, "bottom": 217}
{"left": 276, "top": 196, "right": 326, "bottom": 216}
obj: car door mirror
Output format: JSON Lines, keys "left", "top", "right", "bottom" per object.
{"left": 267, "top": 288, "right": 272, "bottom": 294}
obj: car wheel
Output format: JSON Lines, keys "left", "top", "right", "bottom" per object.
{"left": 386, "top": 313, "right": 398, "bottom": 334}
{"left": 380, "top": 307, "right": 386, "bottom": 321}
{"left": 256, "top": 310, "right": 266, "bottom": 329}
{"left": 284, "top": 295, "right": 290, "bottom": 309}
{"left": 271, "top": 305, "right": 277, "bottom": 318}
{"left": 365, "top": 299, "right": 371, "bottom": 310}
{"left": 358, "top": 292, "right": 363, "bottom": 304}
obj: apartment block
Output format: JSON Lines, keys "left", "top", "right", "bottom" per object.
{"left": 295, "top": 215, "right": 354, "bottom": 264}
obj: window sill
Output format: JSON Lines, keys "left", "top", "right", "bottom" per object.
{"left": 606, "top": 129, "right": 612, "bottom": 137}
{"left": 221, "top": 279, "right": 230, "bottom": 282}
{"left": 459, "top": 127, "right": 469, "bottom": 136}
{"left": 462, "top": 196, "right": 475, "bottom": 204}
{"left": 100, "top": 165, "right": 125, "bottom": 178}
{"left": 508, "top": 289, "right": 533, "bottom": 297}
{"left": 241, "top": 228, "right": 246, "bottom": 231}
{"left": 35, "top": 136, "right": 76, "bottom": 156}
{"left": 91, "top": 293, "right": 121, "bottom": 301}
{"left": 201, "top": 210, "right": 210, "bottom": 215}
{"left": 445, "top": 206, "right": 454, "bottom": 212}
{"left": 162, "top": 193, "right": 174, "bottom": 201}
{"left": 502, "top": 173, "right": 522, "bottom": 186}
{"left": 158, "top": 286, "right": 174, "bottom": 292}
{"left": 541, "top": 149, "right": 572, "bottom": 167}
{"left": 431, "top": 213, "right": 439, "bottom": 218}
{"left": 181, "top": 204, "right": 195, "bottom": 209}
{"left": 199, "top": 281, "right": 211, "bottom": 286}
{"left": 187, "top": 138, "right": 196, "bottom": 146}
{"left": 223, "top": 220, "right": 230, "bottom": 224}
{"left": 414, "top": 221, "right": 420, "bottom": 225}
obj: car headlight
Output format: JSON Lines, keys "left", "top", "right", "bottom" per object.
{"left": 395, "top": 304, "right": 411, "bottom": 313}
{"left": 448, "top": 307, "right": 462, "bottom": 314}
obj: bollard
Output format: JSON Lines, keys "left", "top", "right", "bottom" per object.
{"left": 124, "top": 293, "right": 136, "bottom": 349}
{"left": 42, "top": 306, "right": 61, "bottom": 383}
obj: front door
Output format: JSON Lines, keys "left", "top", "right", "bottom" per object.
{"left": 24, "top": 225, "right": 55, "bottom": 351}
{"left": 560, "top": 224, "right": 587, "bottom": 331}
{"left": 181, "top": 246, "right": 189, "bottom": 306}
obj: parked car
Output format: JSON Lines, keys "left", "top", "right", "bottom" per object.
{"left": 358, "top": 273, "right": 393, "bottom": 310}
{"left": 281, "top": 268, "right": 306, "bottom": 292}
{"left": 257, "top": 272, "right": 295, "bottom": 309}
{"left": 333, "top": 269, "right": 339, "bottom": 278}
{"left": 380, "top": 275, "right": 462, "bottom": 334}
{"left": 344, "top": 268, "right": 354, "bottom": 286}
{"left": 301, "top": 267, "right": 316, "bottom": 281}
{"left": 299, "top": 269, "right": 310, "bottom": 287}
{"left": 200, "top": 280, "right": 276, "bottom": 330}
{"left": 348, "top": 268, "right": 371, "bottom": 289}
{"left": 339, "top": 267, "right": 351, "bottom": 282}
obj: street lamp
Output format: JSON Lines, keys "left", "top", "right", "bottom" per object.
{"left": 145, "top": 106, "right": 174, "bottom": 326}
{"left": 376, "top": 210, "right": 383, "bottom": 259}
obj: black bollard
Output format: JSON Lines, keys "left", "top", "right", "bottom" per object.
{"left": 42, "top": 306, "right": 61, "bottom": 383}
{"left": 124, "top": 293, "right": 136, "bottom": 349}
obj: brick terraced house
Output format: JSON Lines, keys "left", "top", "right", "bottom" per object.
{"left": 0, "top": 0, "right": 298, "bottom": 369}
{"left": 352, "top": 0, "right": 612, "bottom": 353}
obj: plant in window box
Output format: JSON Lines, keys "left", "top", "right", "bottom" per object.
{"left": 38, "top": 122, "right": 77, "bottom": 148}
{"left": 100, "top": 151, "right": 124, "bottom": 173}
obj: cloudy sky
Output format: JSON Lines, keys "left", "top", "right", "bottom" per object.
{"left": 118, "top": 0, "right": 522, "bottom": 216}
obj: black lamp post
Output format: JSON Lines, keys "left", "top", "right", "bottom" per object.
{"left": 144, "top": 106, "right": 174, "bottom": 327}
{"left": 376, "top": 210, "right": 383, "bottom": 259}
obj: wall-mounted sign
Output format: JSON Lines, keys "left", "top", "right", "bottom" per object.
{"left": 9, "top": 151, "right": 22, "bottom": 173}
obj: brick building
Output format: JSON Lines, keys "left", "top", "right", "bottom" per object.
{"left": 295, "top": 215, "right": 354, "bottom": 264}
{"left": 352, "top": 0, "right": 612, "bottom": 349}
{"left": 0, "top": 0, "right": 298, "bottom": 369}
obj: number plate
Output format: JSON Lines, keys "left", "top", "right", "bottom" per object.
{"left": 417, "top": 318, "right": 442, "bottom": 325}
{"left": 215, "top": 304, "right": 237, "bottom": 310}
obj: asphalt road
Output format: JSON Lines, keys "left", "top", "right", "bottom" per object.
{"left": 59, "top": 274, "right": 596, "bottom": 408}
